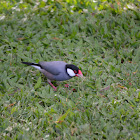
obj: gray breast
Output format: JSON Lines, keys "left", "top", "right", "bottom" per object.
{"left": 53, "top": 71, "right": 72, "bottom": 81}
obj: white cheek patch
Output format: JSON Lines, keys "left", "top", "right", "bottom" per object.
{"left": 67, "top": 68, "right": 76, "bottom": 77}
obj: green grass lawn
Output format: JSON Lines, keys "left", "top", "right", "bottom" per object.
{"left": 0, "top": 0, "right": 140, "bottom": 139}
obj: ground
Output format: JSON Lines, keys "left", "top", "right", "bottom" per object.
{"left": 0, "top": 0, "right": 139, "bottom": 139}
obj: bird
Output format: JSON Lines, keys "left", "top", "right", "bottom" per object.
{"left": 22, "top": 61, "right": 83, "bottom": 91}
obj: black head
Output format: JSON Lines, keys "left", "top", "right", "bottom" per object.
{"left": 65, "top": 64, "right": 79, "bottom": 77}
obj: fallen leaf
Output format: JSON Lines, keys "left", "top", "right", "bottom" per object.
{"left": 128, "top": 61, "right": 132, "bottom": 63}
{"left": 52, "top": 37, "right": 63, "bottom": 41}
{"left": 117, "top": 2, "right": 120, "bottom": 5}
{"left": 126, "top": 73, "right": 129, "bottom": 76}
{"left": 133, "top": 70, "right": 138, "bottom": 74}
{"left": 8, "top": 102, "right": 16, "bottom": 107}
{"left": 71, "top": 128, "right": 77, "bottom": 136}
{"left": 100, "top": 86, "right": 110, "bottom": 92}
{"left": 55, "top": 120, "right": 64, "bottom": 124}
{"left": 98, "top": 94, "right": 106, "bottom": 98}
{"left": 117, "top": 84, "right": 127, "bottom": 90}
{"left": 17, "top": 38, "right": 25, "bottom": 40}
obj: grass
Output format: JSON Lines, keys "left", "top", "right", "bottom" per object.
{"left": 0, "top": 0, "right": 140, "bottom": 139}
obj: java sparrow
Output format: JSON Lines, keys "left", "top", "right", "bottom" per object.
{"left": 22, "top": 61, "right": 83, "bottom": 91}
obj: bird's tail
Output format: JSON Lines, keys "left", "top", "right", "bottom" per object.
{"left": 22, "top": 62, "right": 42, "bottom": 70}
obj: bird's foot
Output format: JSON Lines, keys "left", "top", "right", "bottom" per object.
{"left": 53, "top": 86, "right": 57, "bottom": 91}
{"left": 48, "top": 81, "right": 57, "bottom": 91}
{"left": 64, "top": 84, "right": 69, "bottom": 88}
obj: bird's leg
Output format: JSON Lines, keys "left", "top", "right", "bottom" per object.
{"left": 47, "top": 79, "right": 57, "bottom": 91}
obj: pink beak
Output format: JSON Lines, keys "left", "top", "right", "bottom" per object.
{"left": 76, "top": 70, "right": 83, "bottom": 77}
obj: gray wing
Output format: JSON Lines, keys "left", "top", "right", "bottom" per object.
{"left": 39, "top": 61, "right": 67, "bottom": 75}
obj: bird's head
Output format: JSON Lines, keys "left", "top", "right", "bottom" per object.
{"left": 66, "top": 64, "right": 83, "bottom": 77}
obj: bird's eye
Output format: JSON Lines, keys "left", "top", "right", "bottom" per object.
{"left": 74, "top": 70, "right": 77, "bottom": 74}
